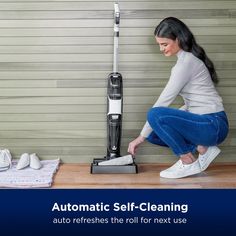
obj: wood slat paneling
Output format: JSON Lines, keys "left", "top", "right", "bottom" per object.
{"left": 0, "top": 70, "right": 235, "bottom": 79}
{"left": 0, "top": 53, "right": 235, "bottom": 62}
{"left": 0, "top": 9, "right": 234, "bottom": 20}
{"left": 0, "top": 2, "right": 235, "bottom": 11}
{"left": 1, "top": 44, "right": 236, "bottom": 54}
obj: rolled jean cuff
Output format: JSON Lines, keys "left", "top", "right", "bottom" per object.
{"left": 174, "top": 145, "right": 196, "bottom": 156}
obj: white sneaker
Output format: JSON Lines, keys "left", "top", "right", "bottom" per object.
{"left": 160, "top": 160, "right": 202, "bottom": 179}
{"left": 0, "top": 149, "right": 12, "bottom": 171}
{"left": 30, "top": 153, "right": 42, "bottom": 169}
{"left": 198, "top": 146, "right": 221, "bottom": 171}
{"left": 16, "top": 153, "right": 30, "bottom": 170}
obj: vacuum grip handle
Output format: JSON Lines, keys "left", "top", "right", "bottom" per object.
{"left": 114, "top": 3, "right": 120, "bottom": 15}
{"left": 114, "top": 3, "right": 120, "bottom": 24}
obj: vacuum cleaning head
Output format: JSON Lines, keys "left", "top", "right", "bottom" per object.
{"left": 98, "top": 154, "right": 133, "bottom": 166}
{"left": 91, "top": 154, "right": 138, "bottom": 174}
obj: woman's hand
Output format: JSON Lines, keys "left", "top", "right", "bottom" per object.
{"left": 128, "top": 135, "right": 145, "bottom": 156}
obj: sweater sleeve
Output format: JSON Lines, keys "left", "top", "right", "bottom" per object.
{"left": 140, "top": 61, "right": 191, "bottom": 138}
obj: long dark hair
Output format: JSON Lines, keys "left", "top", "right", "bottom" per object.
{"left": 154, "top": 17, "right": 218, "bottom": 84}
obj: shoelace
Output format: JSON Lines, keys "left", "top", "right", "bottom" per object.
{"left": 199, "top": 157, "right": 204, "bottom": 163}
{"left": 179, "top": 164, "right": 185, "bottom": 169}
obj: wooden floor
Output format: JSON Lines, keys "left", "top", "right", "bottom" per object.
{"left": 52, "top": 163, "right": 236, "bottom": 189}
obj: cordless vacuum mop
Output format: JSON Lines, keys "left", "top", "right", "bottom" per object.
{"left": 90, "top": 3, "right": 138, "bottom": 174}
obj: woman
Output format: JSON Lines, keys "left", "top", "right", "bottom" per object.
{"left": 128, "top": 17, "right": 229, "bottom": 179}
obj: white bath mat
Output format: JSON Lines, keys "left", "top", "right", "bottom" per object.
{"left": 0, "top": 159, "right": 60, "bottom": 188}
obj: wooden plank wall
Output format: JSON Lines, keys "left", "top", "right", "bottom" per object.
{"left": 0, "top": 0, "right": 235, "bottom": 163}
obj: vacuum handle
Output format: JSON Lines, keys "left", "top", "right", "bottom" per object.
{"left": 114, "top": 3, "right": 120, "bottom": 24}
{"left": 113, "top": 3, "right": 120, "bottom": 73}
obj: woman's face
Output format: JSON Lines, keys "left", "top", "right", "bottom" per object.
{"left": 155, "top": 37, "right": 181, "bottom": 56}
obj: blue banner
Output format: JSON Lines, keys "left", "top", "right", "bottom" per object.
{"left": 1, "top": 189, "right": 235, "bottom": 236}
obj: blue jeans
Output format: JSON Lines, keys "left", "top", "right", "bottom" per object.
{"left": 146, "top": 107, "right": 229, "bottom": 156}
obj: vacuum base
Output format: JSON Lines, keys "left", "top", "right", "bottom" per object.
{"left": 91, "top": 158, "right": 138, "bottom": 174}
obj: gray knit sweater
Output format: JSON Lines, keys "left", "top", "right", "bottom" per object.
{"left": 140, "top": 49, "right": 224, "bottom": 138}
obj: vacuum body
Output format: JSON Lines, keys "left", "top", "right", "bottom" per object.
{"left": 107, "top": 72, "right": 123, "bottom": 159}
{"left": 91, "top": 3, "right": 138, "bottom": 174}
